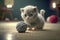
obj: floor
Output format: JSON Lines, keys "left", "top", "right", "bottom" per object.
{"left": 0, "top": 21, "right": 60, "bottom": 40}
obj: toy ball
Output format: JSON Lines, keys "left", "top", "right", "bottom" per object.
{"left": 5, "top": 18, "right": 10, "bottom": 22}
{"left": 47, "top": 17, "right": 50, "bottom": 23}
{"left": 49, "top": 15, "right": 58, "bottom": 23}
{"left": 16, "top": 21, "right": 27, "bottom": 33}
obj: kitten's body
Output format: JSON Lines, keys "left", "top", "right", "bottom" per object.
{"left": 20, "top": 5, "right": 45, "bottom": 30}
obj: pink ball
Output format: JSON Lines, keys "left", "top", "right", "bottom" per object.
{"left": 49, "top": 15, "right": 58, "bottom": 23}
{"left": 47, "top": 17, "right": 50, "bottom": 22}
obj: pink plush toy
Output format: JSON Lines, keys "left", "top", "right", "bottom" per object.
{"left": 49, "top": 15, "right": 58, "bottom": 23}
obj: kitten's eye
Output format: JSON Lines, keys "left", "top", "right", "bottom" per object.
{"left": 25, "top": 14, "right": 27, "bottom": 17}
{"left": 29, "top": 13, "right": 33, "bottom": 17}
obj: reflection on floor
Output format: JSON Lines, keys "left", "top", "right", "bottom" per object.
{"left": 0, "top": 21, "right": 60, "bottom": 40}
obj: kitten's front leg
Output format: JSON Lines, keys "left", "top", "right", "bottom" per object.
{"left": 35, "top": 25, "right": 43, "bottom": 31}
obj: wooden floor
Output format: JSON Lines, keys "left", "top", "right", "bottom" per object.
{"left": 0, "top": 21, "right": 60, "bottom": 40}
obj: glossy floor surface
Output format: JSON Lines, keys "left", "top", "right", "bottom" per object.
{"left": 0, "top": 21, "right": 60, "bottom": 40}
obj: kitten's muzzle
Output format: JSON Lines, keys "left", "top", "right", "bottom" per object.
{"left": 26, "top": 16, "right": 29, "bottom": 19}
{"left": 29, "top": 13, "right": 33, "bottom": 17}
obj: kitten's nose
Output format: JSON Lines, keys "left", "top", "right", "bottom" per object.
{"left": 26, "top": 16, "right": 29, "bottom": 19}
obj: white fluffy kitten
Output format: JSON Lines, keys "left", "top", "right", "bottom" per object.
{"left": 20, "top": 5, "right": 45, "bottom": 30}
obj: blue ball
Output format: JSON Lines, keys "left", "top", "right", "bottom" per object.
{"left": 16, "top": 21, "right": 27, "bottom": 33}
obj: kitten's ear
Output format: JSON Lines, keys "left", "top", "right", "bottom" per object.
{"left": 20, "top": 8, "right": 24, "bottom": 12}
{"left": 33, "top": 6, "right": 37, "bottom": 11}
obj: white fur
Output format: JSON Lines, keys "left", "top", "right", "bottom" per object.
{"left": 20, "top": 5, "right": 45, "bottom": 30}
{"left": 40, "top": 9, "right": 45, "bottom": 16}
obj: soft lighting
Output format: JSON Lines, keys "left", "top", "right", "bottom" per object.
{"left": 6, "top": 34, "right": 12, "bottom": 40}
{"left": 5, "top": 0, "right": 14, "bottom": 8}
{"left": 52, "top": 2, "right": 56, "bottom": 8}
{"left": 27, "top": 27, "right": 30, "bottom": 30}
{"left": 6, "top": 5, "right": 13, "bottom": 8}
{"left": 32, "top": 27, "right": 35, "bottom": 30}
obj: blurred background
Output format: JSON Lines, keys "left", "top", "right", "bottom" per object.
{"left": 0, "top": 0, "right": 60, "bottom": 21}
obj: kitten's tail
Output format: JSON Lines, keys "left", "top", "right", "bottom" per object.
{"left": 40, "top": 9, "right": 45, "bottom": 17}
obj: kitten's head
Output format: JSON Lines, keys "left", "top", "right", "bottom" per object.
{"left": 20, "top": 5, "right": 38, "bottom": 22}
